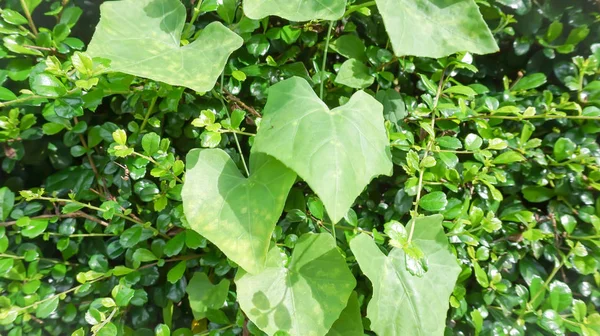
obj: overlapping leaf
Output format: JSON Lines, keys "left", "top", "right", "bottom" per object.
{"left": 236, "top": 233, "right": 356, "bottom": 336}
{"left": 350, "top": 215, "right": 460, "bottom": 336}
{"left": 243, "top": 0, "right": 346, "bottom": 21}
{"left": 375, "top": 0, "right": 499, "bottom": 58}
{"left": 252, "top": 77, "right": 392, "bottom": 223}
{"left": 326, "top": 292, "right": 363, "bottom": 336}
{"left": 181, "top": 149, "right": 296, "bottom": 274}
{"left": 87, "top": 0, "right": 243, "bottom": 92}
{"left": 186, "top": 272, "right": 230, "bottom": 319}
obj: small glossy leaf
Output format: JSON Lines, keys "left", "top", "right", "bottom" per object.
{"left": 87, "top": 0, "right": 243, "bottom": 92}
{"left": 419, "top": 191, "right": 447, "bottom": 212}
{"left": 350, "top": 215, "right": 460, "bottom": 336}
{"left": 182, "top": 149, "right": 296, "bottom": 274}
{"left": 236, "top": 233, "right": 356, "bottom": 336}
{"left": 36, "top": 296, "right": 59, "bottom": 318}
{"left": 0, "top": 187, "right": 15, "bottom": 221}
{"left": 243, "top": 0, "right": 346, "bottom": 21}
{"left": 375, "top": 0, "right": 498, "bottom": 58}
{"left": 549, "top": 281, "right": 572, "bottom": 312}
{"left": 252, "top": 77, "right": 392, "bottom": 223}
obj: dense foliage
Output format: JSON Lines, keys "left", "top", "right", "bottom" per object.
{"left": 1, "top": 0, "right": 600, "bottom": 335}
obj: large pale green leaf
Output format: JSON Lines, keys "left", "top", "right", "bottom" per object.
{"left": 236, "top": 233, "right": 356, "bottom": 336}
{"left": 326, "top": 292, "right": 363, "bottom": 336}
{"left": 186, "top": 272, "right": 230, "bottom": 319}
{"left": 375, "top": 0, "right": 499, "bottom": 58}
{"left": 243, "top": 0, "right": 346, "bottom": 21}
{"left": 181, "top": 149, "right": 296, "bottom": 274}
{"left": 87, "top": 0, "right": 243, "bottom": 92}
{"left": 252, "top": 77, "right": 392, "bottom": 223}
{"left": 349, "top": 215, "right": 460, "bottom": 336}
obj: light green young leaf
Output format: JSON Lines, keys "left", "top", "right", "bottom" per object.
{"left": 87, "top": 0, "right": 243, "bottom": 92}
{"left": 182, "top": 149, "right": 296, "bottom": 274}
{"left": 186, "top": 272, "right": 230, "bottom": 320}
{"left": 335, "top": 59, "right": 374, "bottom": 89}
{"left": 253, "top": 77, "right": 392, "bottom": 223}
{"left": 375, "top": 0, "right": 498, "bottom": 58}
{"left": 350, "top": 215, "right": 460, "bottom": 336}
{"left": 236, "top": 233, "right": 356, "bottom": 336}
{"left": 243, "top": 0, "right": 346, "bottom": 21}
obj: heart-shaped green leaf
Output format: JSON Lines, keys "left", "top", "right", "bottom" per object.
{"left": 350, "top": 215, "right": 460, "bottom": 336}
{"left": 375, "top": 0, "right": 498, "bottom": 58}
{"left": 326, "top": 292, "right": 363, "bottom": 336}
{"left": 182, "top": 149, "right": 296, "bottom": 274}
{"left": 186, "top": 272, "right": 230, "bottom": 319}
{"left": 87, "top": 0, "right": 243, "bottom": 92}
{"left": 236, "top": 233, "right": 356, "bottom": 336}
{"left": 243, "top": 0, "right": 346, "bottom": 21}
{"left": 252, "top": 77, "right": 392, "bottom": 223}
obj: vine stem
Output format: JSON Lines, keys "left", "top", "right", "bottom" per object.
{"left": 320, "top": 21, "right": 335, "bottom": 100}
{"left": 344, "top": 0, "right": 377, "bottom": 17}
{"left": 518, "top": 249, "right": 573, "bottom": 319}
{"left": 408, "top": 66, "right": 449, "bottom": 243}
{"left": 215, "top": 72, "right": 250, "bottom": 177}
{"left": 138, "top": 96, "right": 158, "bottom": 135}
{"left": 218, "top": 129, "right": 255, "bottom": 137}
{"left": 190, "top": 0, "right": 204, "bottom": 26}
{"left": 33, "top": 196, "right": 144, "bottom": 226}
{"left": 436, "top": 114, "right": 600, "bottom": 121}
{"left": 19, "top": 0, "right": 38, "bottom": 36}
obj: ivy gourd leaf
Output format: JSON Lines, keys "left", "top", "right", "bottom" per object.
{"left": 186, "top": 272, "right": 230, "bottom": 319}
{"left": 349, "top": 215, "right": 460, "bottom": 336}
{"left": 252, "top": 77, "right": 392, "bottom": 224}
{"left": 181, "top": 149, "right": 296, "bottom": 274}
{"left": 236, "top": 233, "right": 356, "bottom": 336}
{"left": 326, "top": 292, "right": 363, "bottom": 336}
{"left": 375, "top": 0, "right": 499, "bottom": 58}
{"left": 87, "top": 0, "right": 243, "bottom": 92}
{"left": 243, "top": 0, "right": 346, "bottom": 21}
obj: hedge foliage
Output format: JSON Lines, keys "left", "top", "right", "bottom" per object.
{"left": 1, "top": 0, "right": 600, "bottom": 335}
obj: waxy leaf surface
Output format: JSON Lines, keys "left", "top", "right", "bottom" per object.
{"left": 236, "top": 233, "right": 356, "bottom": 336}
{"left": 182, "top": 149, "right": 296, "bottom": 274}
{"left": 375, "top": 0, "right": 498, "bottom": 58}
{"left": 87, "top": 0, "right": 243, "bottom": 92}
{"left": 252, "top": 77, "right": 392, "bottom": 223}
{"left": 350, "top": 215, "right": 460, "bottom": 336}
{"left": 243, "top": 0, "right": 346, "bottom": 21}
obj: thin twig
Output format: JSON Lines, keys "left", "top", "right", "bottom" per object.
{"left": 0, "top": 211, "right": 109, "bottom": 227}
{"left": 408, "top": 66, "right": 449, "bottom": 243}
{"left": 222, "top": 87, "right": 261, "bottom": 118}
{"left": 74, "top": 117, "right": 109, "bottom": 198}
{"left": 320, "top": 21, "right": 335, "bottom": 100}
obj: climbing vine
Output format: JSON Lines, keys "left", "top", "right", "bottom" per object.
{"left": 1, "top": 0, "right": 600, "bottom": 335}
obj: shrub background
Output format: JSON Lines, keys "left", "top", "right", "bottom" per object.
{"left": 1, "top": 0, "right": 600, "bottom": 335}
